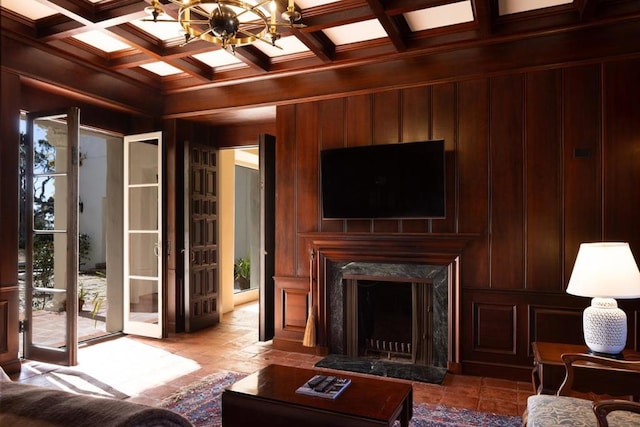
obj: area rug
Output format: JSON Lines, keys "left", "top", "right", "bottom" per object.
{"left": 315, "top": 354, "right": 448, "bottom": 384}
{"left": 160, "top": 370, "right": 521, "bottom": 427}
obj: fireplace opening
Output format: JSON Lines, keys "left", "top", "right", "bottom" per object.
{"left": 345, "top": 275, "right": 433, "bottom": 366}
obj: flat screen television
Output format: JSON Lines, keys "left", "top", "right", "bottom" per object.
{"left": 320, "top": 140, "right": 445, "bottom": 219}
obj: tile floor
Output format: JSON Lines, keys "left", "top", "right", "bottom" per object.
{"left": 12, "top": 302, "right": 531, "bottom": 419}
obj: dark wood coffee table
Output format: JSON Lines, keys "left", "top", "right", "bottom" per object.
{"left": 222, "top": 364, "right": 413, "bottom": 427}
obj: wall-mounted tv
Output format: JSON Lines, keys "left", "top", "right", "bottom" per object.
{"left": 320, "top": 140, "right": 445, "bottom": 219}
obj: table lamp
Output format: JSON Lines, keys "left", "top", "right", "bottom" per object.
{"left": 566, "top": 242, "right": 640, "bottom": 358}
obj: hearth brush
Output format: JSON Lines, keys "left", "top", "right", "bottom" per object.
{"left": 303, "top": 250, "right": 316, "bottom": 347}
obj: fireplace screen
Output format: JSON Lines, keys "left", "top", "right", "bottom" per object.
{"left": 345, "top": 276, "right": 433, "bottom": 365}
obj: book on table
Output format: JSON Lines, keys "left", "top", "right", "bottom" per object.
{"left": 295, "top": 375, "right": 352, "bottom": 399}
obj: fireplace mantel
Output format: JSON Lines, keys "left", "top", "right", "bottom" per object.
{"left": 300, "top": 232, "right": 477, "bottom": 373}
{"left": 300, "top": 232, "right": 478, "bottom": 264}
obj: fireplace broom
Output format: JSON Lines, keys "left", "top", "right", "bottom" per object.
{"left": 303, "top": 250, "right": 316, "bottom": 347}
{"left": 302, "top": 305, "right": 316, "bottom": 347}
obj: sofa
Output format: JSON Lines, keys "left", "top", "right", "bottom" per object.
{"left": 0, "top": 367, "right": 193, "bottom": 427}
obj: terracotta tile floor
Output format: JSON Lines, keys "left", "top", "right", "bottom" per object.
{"left": 13, "top": 302, "right": 531, "bottom": 419}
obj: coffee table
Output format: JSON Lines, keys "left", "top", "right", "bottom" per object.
{"left": 222, "top": 364, "right": 413, "bottom": 427}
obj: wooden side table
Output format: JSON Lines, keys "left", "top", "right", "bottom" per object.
{"left": 531, "top": 341, "right": 640, "bottom": 400}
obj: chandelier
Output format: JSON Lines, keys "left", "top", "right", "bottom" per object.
{"left": 144, "top": 0, "right": 305, "bottom": 50}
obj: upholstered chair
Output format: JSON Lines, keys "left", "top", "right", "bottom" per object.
{"left": 523, "top": 353, "right": 640, "bottom": 427}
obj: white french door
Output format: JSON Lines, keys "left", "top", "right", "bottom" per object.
{"left": 24, "top": 108, "right": 80, "bottom": 365}
{"left": 123, "top": 132, "right": 163, "bottom": 338}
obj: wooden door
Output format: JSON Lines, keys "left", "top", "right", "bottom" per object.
{"left": 184, "top": 142, "right": 220, "bottom": 331}
{"left": 259, "top": 135, "right": 276, "bottom": 340}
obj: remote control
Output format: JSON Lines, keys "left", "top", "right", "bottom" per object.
{"left": 314, "top": 376, "right": 336, "bottom": 392}
{"left": 307, "top": 375, "right": 325, "bottom": 388}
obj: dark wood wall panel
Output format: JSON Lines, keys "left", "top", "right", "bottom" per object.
{"left": 0, "top": 71, "right": 21, "bottom": 372}
{"left": 319, "top": 98, "right": 347, "bottom": 233}
{"left": 274, "top": 277, "right": 308, "bottom": 341}
{"left": 603, "top": 59, "right": 640, "bottom": 250}
{"left": 400, "top": 86, "right": 431, "bottom": 233}
{"left": 273, "top": 58, "right": 640, "bottom": 375}
{"left": 562, "top": 65, "right": 602, "bottom": 283}
{"left": 372, "top": 91, "right": 401, "bottom": 234}
{"left": 431, "top": 83, "right": 457, "bottom": 234}
{"left": 345, "top": 95, "right": 373, "bottom": 234}
{"left": 295, "top": 102, "right": 319, "bottom": 277}
{"left": 473, "top": 303, "right": 517, "bottom": 354}
{"left": 401, "top": 86, "right": 430, "bottom": 143}
{"left": 525, "top": 70, "right": 563, "bottom": 291}
{"left": 458, "top": 79, "right": 490, "bottom": 288}
{"left": 275, "top": 105, "right": 298, "bottom": 277}
{"left": 528, "top": 306, "right": 584, "bottom": 347}
{"left": 489, "top": 74, "right": 525, "bottom": 289}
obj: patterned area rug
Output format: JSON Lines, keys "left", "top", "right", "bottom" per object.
{"left": 160, "top": 370, "right": 522, "bottom": 427}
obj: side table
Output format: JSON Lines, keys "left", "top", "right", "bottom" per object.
{"left": 531, "top": 341, "right": 640, "bottom": 400}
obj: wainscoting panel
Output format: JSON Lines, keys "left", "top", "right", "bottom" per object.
{"left": 528, "top": 306, "right": 584, "bottom": 351}
{"left": 529, "top": 305, "right": 584, "bottom": 356}
{"left": 274, "top": 277, "right": 309, "bottom": 341}
{"left": 472, "top": 302, "right": 517, "bottom": 354}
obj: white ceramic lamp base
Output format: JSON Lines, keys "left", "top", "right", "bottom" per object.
{"left": 583, "top": 297, "right": 627, "bottom": 357}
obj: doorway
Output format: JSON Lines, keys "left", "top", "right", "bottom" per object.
{"left": 18, "top": 113, "right": 124, "bottom": 360}
{"left": 219, "top": 138, "right": 275, "bottom": 342}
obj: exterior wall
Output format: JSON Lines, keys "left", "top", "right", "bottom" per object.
{"left": 79, "top": 134, "right": 107, "bottom": 271}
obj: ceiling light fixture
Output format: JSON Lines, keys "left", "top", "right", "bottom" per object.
{"left": 144, "top": 0, "right": 305, "bottom": 51}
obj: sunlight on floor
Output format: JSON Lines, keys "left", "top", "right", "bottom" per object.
{"left": 75, "top": 337, "right": 202, "bottom": 396}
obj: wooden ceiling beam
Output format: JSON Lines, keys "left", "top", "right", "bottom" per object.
{"left": 365, "top": 0, "right": 407, "bottom": 52}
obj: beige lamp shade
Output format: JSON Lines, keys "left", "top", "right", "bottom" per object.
{"left": 567, "top": 242, "right": 640, "bottom": 299}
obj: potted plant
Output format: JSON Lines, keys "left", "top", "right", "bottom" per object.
{"left": 234, "top": 257, "right": 251, "bottom": 290}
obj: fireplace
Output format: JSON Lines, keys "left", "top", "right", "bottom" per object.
{"left": 330, "top": 262, "right": 449, "bottom": 369}
{"left": 302, "top": 232, "right": 476, "bottom": 373}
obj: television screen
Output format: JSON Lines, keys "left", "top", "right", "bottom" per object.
{"left": 320, "top": 140, "right": 445, "bottom": 219}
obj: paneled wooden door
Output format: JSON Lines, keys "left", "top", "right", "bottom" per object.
{"left": 24, "top": 108, "right": 80, "bottom": 366}
{"left": 184, "top": 142, "right": 220, "bottom": 331}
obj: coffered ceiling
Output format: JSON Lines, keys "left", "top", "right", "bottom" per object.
{"left": 2, "top": 0, "right": 639, "bottom": 125}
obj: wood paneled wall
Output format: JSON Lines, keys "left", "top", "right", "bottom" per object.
{"left": 273, "top": 58, "right": 640, "bottom": 380}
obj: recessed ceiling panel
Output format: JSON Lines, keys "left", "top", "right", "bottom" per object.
{"left": 295, "top": 0, "right": 340, "bottom": 9}
{"left": 322, "top": 19, "right": 387, "bottom": 46}
{"left": 73, "top": 30, "right": 132, "bottom": 53}
{"left": 131, "top": 18, "right": 184, "bottom": 42}
{"left": 193, "top": 50, "right": 244, "bottom": 67}
{"left": 498, "top": 0, "right": 573, "bottom": 15}
{"left": 252, "top": 36, "right": 310, "bottom": 57}
{"left": 2, "top": 0, "right": 58, "bottom": 20}
{"left": 140, "top": 61, "right": 183, "bottom": 76}
{"left": 404, "top": 1, "right": 475, "bottom": 32}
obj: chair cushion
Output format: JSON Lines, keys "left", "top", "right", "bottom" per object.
{"left": 526, "top": 395, "right": 640, "bottom": 427}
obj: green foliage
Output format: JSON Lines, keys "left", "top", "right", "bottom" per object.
{"left": 234, "top": 257, "right": 250, "bottom": 280}
{"left": 33, "top": 235, "right": 54, "bottom": 288}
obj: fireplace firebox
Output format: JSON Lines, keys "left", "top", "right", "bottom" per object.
{"left": 344, "top": 276, "right": 434, "bottom": 366}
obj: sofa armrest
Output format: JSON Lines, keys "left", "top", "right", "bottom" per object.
{"left": 0, "top": 381, "right": 193, "bottom": 427}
